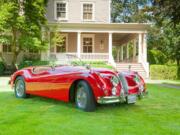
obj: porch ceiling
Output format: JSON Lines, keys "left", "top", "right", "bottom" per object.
{"left": 47, "top": 22, "right": 150, "bottom": 33}
{"left": 113, "top": 33, "right": 137, "bottom": 46}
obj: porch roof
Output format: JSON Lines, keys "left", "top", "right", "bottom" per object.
{"left": 47, "top": 22, "right": 151, "bottom": 33}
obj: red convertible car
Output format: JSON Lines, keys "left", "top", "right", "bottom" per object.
{"left": 10, "top": 55, "right": 147, "bottom": 112}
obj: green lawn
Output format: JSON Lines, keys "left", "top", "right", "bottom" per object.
{"left": 0, "top": 84, "right": 180, "bottom": 135}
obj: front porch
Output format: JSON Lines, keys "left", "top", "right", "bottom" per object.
{"left": 41, "top": 23, "right": 150, "bottom": 78}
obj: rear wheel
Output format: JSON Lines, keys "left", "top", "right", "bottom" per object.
{"left": 75, "top": 81, "right": 96, "bottom": 112}
{"left": 14, "top": 76, "right": 29, "bottom": 98}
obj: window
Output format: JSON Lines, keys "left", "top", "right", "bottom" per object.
{"left": 3, "top": 44, "right": 11, "bottom": 53}
{"left": 82, "top": 3, "right": 94, "bottom": 21}
{"left": 83, "top": 37, "right": 93, "bottom": 53}
{"left": 55, "top": 1, "right": 68, "bottom": 20}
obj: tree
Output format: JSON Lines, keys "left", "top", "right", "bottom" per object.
{"left": 0, "top": 0, "right": 48, "bottom": 67}
{"left": 111, "top": 0, "right": 151, "bottom": 23}
{"left": 150, "top": 0, "right": 180, "bottom": 78}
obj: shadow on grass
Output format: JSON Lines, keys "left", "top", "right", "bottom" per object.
{"left": 0, "top": 91, "right": 141, "bottom": 114}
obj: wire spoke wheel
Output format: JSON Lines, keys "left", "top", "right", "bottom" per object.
{"left": 14, "top": 76, "right": 28, "bottom": 98}
{"left": 75, "top": 81, "right": 96, "bottom": 112}
{"left": 76, "top": 86, "right": 87, "bottom": 109}
{"left": 15, "top": 79, "right": 25, "bottom": 97}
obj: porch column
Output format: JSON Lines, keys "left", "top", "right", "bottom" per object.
{"left": 77, "top": 32, "right": 81, "bottom": 58}
{"left": 126, "top": 44, "right": 129, "bottom": 59}
{"left": 108, "top": 32, "right": 113, "bottom": 63}
{"left": 120, "top": 45, "right": 123, "bottom": 61}
{"left": 138, "top": 33, "right": 142, "bottom": 63}
{"left": 143, "top": 33, "right": 147, "bottom": 62}
{"left": 133, "top": 39, "right": 136, "bottom": 61}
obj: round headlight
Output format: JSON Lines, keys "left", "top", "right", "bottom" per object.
{"left": 111, "top": 76, "right": 119, "bottom": 86}
{"left": 112, "top": 87, "right": 117, "bottom": 95}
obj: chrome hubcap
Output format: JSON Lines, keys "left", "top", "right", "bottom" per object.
{"left": 15, "top": 80, "right": 24, "bottom": 97}
{"left": 76, "top": 86, "right": 87, "bottom": 109}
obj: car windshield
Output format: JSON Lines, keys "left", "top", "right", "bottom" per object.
{"left": 49, "top": 54, "right": 85, "bottom": 66}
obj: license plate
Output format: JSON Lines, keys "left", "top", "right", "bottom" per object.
{"left": 127, "top": 95, "right": 137, "bottom": 104}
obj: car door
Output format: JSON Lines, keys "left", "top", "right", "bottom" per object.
{"left": 26, "top": 66, "right": 55, "bottom": 98}
{"left": 47, "top": 66, "right": 74, "bottom": 102}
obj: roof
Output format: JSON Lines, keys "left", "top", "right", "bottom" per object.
{"left": 47, "top": 22, "right": 151, "bottom": 33}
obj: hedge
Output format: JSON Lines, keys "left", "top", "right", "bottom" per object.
{"left": 150, "top": 65, "right": 178, "bottom": 80}
{"left": 0, "top": 62, "right": 5, "bottom": 75}
{"left": 19, "top": 60, "right": 113, "bottom": 70}
{"left": 19, "top": 60, "right": 49, "bottom": 69}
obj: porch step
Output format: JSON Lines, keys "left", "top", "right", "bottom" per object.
{"left": 116, "top": 63, "right": 147, "bottom": 79}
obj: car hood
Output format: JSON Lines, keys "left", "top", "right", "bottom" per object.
{"left": 21, "top": 65, "right": 117, "bottom": 77}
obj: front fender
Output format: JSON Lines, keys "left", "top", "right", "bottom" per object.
{"left": 10, "top": 69, "right": 31, "bottom": 88}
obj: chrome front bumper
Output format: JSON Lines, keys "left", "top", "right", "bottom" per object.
{"left": 97, "top": 91, "right": 148, "bottom": 104}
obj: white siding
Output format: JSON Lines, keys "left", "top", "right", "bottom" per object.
{"left": 46, "top": 0, "right": 110, "bottom": 23}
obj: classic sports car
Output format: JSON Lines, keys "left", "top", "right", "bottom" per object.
{"left": 10, "top": 55, "right": 147, "bottom": 112}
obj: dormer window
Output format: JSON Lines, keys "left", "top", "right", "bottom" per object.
{"left": 82, "top": 3, "right": 94, "bottom": 21}
{"left": 55, "top": 1, "right": 68, "bottom": 20}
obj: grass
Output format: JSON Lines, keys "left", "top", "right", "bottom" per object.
{"left": 0, "top": 84, "right": 180, "bottom": 135}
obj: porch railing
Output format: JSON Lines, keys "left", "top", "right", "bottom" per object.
{"left": 80, "top": 53, "right": 109, "bottom": 61}
{"left": 47, "top": 53, "right": 109, "bottom": 62}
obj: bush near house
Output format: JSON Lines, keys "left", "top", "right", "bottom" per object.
{"left": 19, "top": 60, "right": 113, "bottom": 70}
{"left": 150, "top": 65, "right": 178, "bottom": 80}
{"left": 19, "top": 61, "right": 50, "bottom": 69}
{"left": 82, "top": 61, "right": 113, "bottom": 69}
{"left": 0, "top": 62, "right": 5, "bottom": 75}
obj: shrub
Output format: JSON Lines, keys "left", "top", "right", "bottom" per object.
{"left": 0, "top": 62, "right": 5, "bottom": 75}
{"left": 150, "top": 65, "right": 178, "bottom": 80}
{"left": 19, "top": 60, "right": 49, "bottom": 69}
{"left": 19, "top": 60, "right": 113, "bottom": 70}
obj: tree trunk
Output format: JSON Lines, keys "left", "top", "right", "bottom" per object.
{"left": 177, "top": 58, "right": 180, "bottom": 79}
{"left": 11, "top": 28, "right": 19, "bottom": 70}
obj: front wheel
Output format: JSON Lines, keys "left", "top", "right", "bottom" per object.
{"left": 75, "top": 81, "right": 96, "bottom": 112}
{"left": 14, "top": 76, "right": 29, "bottom": 98}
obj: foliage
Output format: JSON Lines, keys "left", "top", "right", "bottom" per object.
{"left": 18, "top": 60, "right": 113, "bottom": 70}
{"left": 111, "top": 0, "right": 151, "bottom": 23}
{"left": 19, "top": 60, "right": 49, "bottom": 69}
{"left": 71, "top": 61, "right": 113, "bottom": 69}
{"left": 151, "top": 0, "right": 180, "bottom": 27}
{"left": 0, "top": 0, "right": 48, "bottom": 66}
{"left": 148, "top": 49, "right": 167, "bottom": 64}
{"left": 0, "top": 84, "right": 180, "bottom": 134}
{"left": 150, "top": 65, "right": 178, "bottom": 80}
{"left": 50, "top": 32, "right": 64, "bottom": 47}
{"left": 149, "top": 1, "right": 180, "bottom": 67}
{"left": 0, "top": 62, "right": 5, "bottom": 75}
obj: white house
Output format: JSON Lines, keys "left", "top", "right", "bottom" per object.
{"left": 0, "top": 0, "right": 150, "bottom": 78}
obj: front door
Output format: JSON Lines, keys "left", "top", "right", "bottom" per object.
{"left": 81, "top": 34, "right": 94, "bottom": 53}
